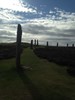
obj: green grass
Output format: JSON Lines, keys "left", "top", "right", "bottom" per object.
{"left": 0, "top": 48, "right": 75, "bottom": 100}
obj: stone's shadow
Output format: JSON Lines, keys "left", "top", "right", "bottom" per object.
{"left": 17, "top": 68, "right": 43, "bottom": 100}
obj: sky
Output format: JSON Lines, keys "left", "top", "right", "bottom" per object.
{"left": 0, "top": 0, "right": 75, "bottom": 46}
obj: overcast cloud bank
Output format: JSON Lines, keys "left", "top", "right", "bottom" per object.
{"left": 0, "top": 0, "right": 75, "bottom": 46}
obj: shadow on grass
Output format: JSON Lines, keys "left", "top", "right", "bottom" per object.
{"left": 17, "top": 68, "right": 43, "bottom": 100}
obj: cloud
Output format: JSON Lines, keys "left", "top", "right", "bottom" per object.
{"left": 21, "top": 8, "right": 75, "bottom": 45}
{"left": 0, "top": 30, "right": 16, "bottom": 43}
{"left": 0, "top": 0, "right": 37, "bottom": 13}
{"left": 0, "top": 9, "right": 23, "bottom": 24}
{"left": 0, "top": 3, "right": 75, "bottom": 46}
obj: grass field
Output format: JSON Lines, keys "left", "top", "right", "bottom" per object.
{"left": 0, "top": 48, "right": 75, "bottom": 100}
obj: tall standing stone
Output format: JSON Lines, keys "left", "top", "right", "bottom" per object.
{"left": 16, "top": 24, "right": 22, "bottom": 69}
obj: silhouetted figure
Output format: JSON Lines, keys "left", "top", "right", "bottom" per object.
{"left": 16, "top": 24, "right": 22, "bottom": 69}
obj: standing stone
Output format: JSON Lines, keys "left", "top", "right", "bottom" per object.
{"left": 34, "top": 39, "right": 36, "bottom": 46}
{"left": 31, "top": 40, "right": 33, "bottom": 49}
{"left": 47, "top": 41, "right": 48, "bottom": 47}
{"left": 57, "top": 42, "right": 58, "bottom": 47}
{"left": 37, "top": 40, "right": 39, "bottom": 46}
{"left": 72, "top": 44, "right": 74, "bottom": 47}
{"left": 67, "top": 43, "right": 68, "bottom": 47}
{"left": 16, "top": 24, "right": 22, "bottom": 69}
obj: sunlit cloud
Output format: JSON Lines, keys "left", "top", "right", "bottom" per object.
{"left": 0, "top": 0, "right": 37, "bottom": 13}
{"left": 0, "top": 9, "right": 23, "bottom": 24}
